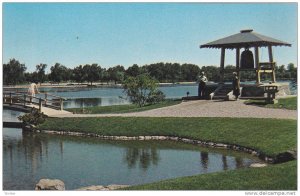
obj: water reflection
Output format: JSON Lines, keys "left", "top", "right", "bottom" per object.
{"left": 3, "top": 129, "right": 260, "bottom": 190}
{"left": 124, "top": 147, "right": 159, "bottom": 170}
{"left": 63, "top": 97, "right": 129, "bottom": 108}
{"left": 200, "top": 152, "right": 209, "bottom": 170}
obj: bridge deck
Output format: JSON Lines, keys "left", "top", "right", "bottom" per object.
{"left": 4, "top": 103, "right": 72, "bottom": 117}
{"left": 26, "top": 104, "right": 72, "bottom": 117}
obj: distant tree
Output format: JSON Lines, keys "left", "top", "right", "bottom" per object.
{"left": 72, "top": 65, "right": 85, "bottom": 84}
{"left": 107, "top": 65, "right": 125, "bottom": 84}
{"left": 123, "top": 74, "right": 165, "bottom": 107}
{"left": 287, "top": 63, "right": 297, "bottom": 79}
{"left": 126, "top": 64, "right": 140, "bottom": 77}
{"left": 101, "top": 68, "right": 110, "bottom": 84}
{"left": 145, "top": 63, "right": 165, "bottom": 82}
{"left": 165, "top": 63, "right": 181, "bottom": 83}
{"left": 3, "top": 59, "right": 27, "bottom": 85}
{"left": 49, "top": 63, "right": 69, "bottom": 84}
{"left": 35, "top": 63, "right": 47, "bottom": 84}
{"left": 83, "top": 64, "right": 102, "bottom": 85}
{"left": 201, "top": 65, "right": 220, "bottom": 82}
{"left": 181, "top": 64, "right": 201, "bottom": 81}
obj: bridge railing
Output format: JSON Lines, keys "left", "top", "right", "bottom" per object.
{"left": 3, "top": 91, "right": 66, "bottom": 111}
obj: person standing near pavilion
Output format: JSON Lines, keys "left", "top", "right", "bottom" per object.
{"left": 232, "top": 72, "right": 240, "bottom": 100}
{"left": 197, "top": 71, "right": 208, "bottom": 99}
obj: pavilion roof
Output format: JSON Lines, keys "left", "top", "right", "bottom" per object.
{"left": 200, "top": 29, "right": 291, "bottom": 49}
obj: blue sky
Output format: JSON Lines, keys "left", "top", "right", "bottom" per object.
{"left": 3, "top": 3, "right": 298, "bottom": 73}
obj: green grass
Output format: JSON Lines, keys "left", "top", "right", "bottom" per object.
{"left": 123, "top": 160, "right": 297, "bottom": 190}
{"left": 37, "top": 117, "right": 296, "bottom": 157}
{"left": 65, "top": 99, "right": 182, "bottom": 114}
{"left": 245, "top": 96, "right": 297, "bottom": 110}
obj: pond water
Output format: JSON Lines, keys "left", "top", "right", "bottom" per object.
{"left": 3, "top": 109, "right": 261, "bottom": 190}
{"left": 6, "top": 80, "right": 296, "bottom": 108}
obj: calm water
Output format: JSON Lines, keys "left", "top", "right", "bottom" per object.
{"left": 3, "top": 110, "right": 260, "bottom": 190}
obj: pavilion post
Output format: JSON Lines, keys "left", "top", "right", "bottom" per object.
{"left": 236, "top": 48, "right": 240, "bottom": 82}
{"left": 268, "top": 45, "right": 276, "bottom": 83}
{"left": 254, "top": 46, "right": 260, "bottom": 84}
{"left": 220, "top": 47, "right": 225, "bottom": 84}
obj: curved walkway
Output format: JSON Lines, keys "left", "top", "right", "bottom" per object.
{"left": 52, "top": 100, "right": 297, "bottom": 120}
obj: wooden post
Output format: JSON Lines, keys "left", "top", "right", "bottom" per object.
{"left": 220, "top": 47, "right": 225, "bottom": 84}
{"left": 39, "top": 98, "right": 42, "bottom": 112}
{"left": 45, "top": 92, "right": 48, "bottom": 105}
{"left": 24, "top": 94, "right": 26, "bottom": 107}
{"left": 60, "top": 99, "right": 63, "bottom": 111}
{"left": 268, "top": 45, "right": 276, "bottom": 83}
{"left": 236, "top": 47, "right": 240, "bottom": 82}
{"left": 254, "top": 47, "right": 260, "bottom": 84}
{"left": 9, "top": 92, "right": 12, "bottom": 105}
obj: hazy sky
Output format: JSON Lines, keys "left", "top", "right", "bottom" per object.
{"left": 3, "top": 2, "right": 297, "bottom": 73}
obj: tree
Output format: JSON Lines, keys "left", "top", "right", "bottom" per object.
{"left": 126, "top": 64, "right": 140, "bottom": 77}
{"left": 35, "top": 63, "right": 47, "bottom": 84}
{"left": 107, "top": 65, "right": 125, "bottom": 84}
{"left": 3, "top": 59, "right": 27, "bottom": 85}
{"left": 72, "top": 65, "right": 85, "bottom": 84}
{"left": 287, "top": 63, "right": 297, "bottom": 79}
{"left": 165, "top": 63, "right": 181, "bottom": 83}
{"left": 123, "top": 74, "right": 165, "bottom": 107}
{"left": 83, "top": 64, "right": 102, "bottom": 85}
{"left": 181, "top": 64, "right": 201, "bottom": 81}
{"left": 49, "top": 63, "right": 69, "bottom": 84}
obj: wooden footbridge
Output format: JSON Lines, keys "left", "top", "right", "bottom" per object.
{"left": 3, "top": 91, "right": 72, "bottom": 117}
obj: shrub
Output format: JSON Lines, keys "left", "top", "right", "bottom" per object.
{"left": 123, "top": 74, "right": 166, "bottom": 107}
{"left": 18, "top": 108, "right": 47, "bottom": 126}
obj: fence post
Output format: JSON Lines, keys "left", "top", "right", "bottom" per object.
{"left": 45, "top": 92, "right": 48, "bottom": 105}
{"left": 60, "top": 98, "right": 63, "bottom": 111}
{"left": 39, "top": 98, "right": 42, "bottom": 112}
{"left": 9, "top": 92, "right": 12, "bottom": 105}
{"left": 24, "top": 94, "right": 26, "bottom": 107}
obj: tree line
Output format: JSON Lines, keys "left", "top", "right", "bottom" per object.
{"left": 3, "top": 58, "right": 297, "bottom": 85}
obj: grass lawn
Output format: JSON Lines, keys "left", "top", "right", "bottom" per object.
{"left": 65, "top": 99, "right": 182, "bottom": 114}
{"left": 37, "top": 117, "right": 296, "bottom": 157}
{"left": 37, "top": 116, "right": 297, "bottom": 190}
{"left": 123, "top": 160, "right": 297, "bottom": 190}
{"left": 245, "top": 96, "right": 297, "bottom": 110}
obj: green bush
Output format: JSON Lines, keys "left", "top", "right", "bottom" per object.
{"left": 123, "top": 74, "right": 166, "bottom": 107}
{"left": 18, "top": 108, "right": 47, "bottom": 126}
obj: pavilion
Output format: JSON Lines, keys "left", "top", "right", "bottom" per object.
{"left": 198, "top": 29, "right": 291, "bottom": 101}
{"left": 200, "top": 29, "right": 291, "bottom": 84}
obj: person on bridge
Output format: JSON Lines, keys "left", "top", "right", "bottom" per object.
{"left": 27, "top": 82, "right": 40, "bottom": 102}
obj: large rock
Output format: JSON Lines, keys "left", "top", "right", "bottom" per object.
{"left": 76, "top": 184, "right": 129, "bottom": 191}
{"left": 35, "top": 179, "right": 65, "bottom": 190}
{"left": 249, "top": 163, "right": 268, "bottom": 168}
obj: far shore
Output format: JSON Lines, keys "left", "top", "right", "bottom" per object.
{"left": 3, "top": 81, "right": 199, "bottom": 89}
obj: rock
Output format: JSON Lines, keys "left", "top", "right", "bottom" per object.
{"left": 76, "top": 185, "right": 105, "bottom": 191}
{"left": 35, "top": 179, "right": 65, "bottom": 190}
{"left": 76, "top": 184, "right": 129, "bottom": 191}
{"left": 249, "top": 163, "right": 268, "bottom": 168}
{"left": 106, "top": 184, "right": 129, "bottom": 190}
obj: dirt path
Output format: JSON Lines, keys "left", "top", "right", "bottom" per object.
{"left": 52, "top": 100, "right": 297, "bottom": 120}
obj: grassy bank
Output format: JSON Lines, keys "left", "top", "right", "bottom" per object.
{"left": 123, "top": 160, "right": 297, "bottom": 190}
{"left": 245, "top": 96, "right": 297, "bottom": 110}
{"left": 65, "top": 99, "right": 182, "bottom": 114}
{"left": 37, "top": 117, "right": 296, "bottom": 157}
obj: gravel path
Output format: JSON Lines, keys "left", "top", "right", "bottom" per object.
{"left": 53, "top": 100, "right": 297, "bottom": 120}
